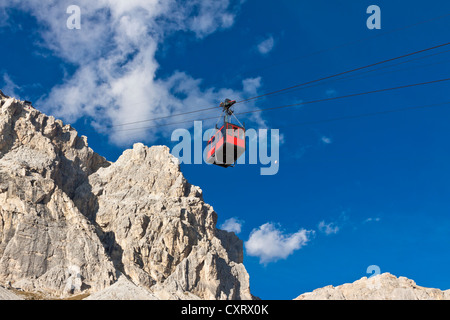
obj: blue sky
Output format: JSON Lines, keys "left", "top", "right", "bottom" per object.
{"left": 1, "top": 0, "right": 450, "bottom": 299}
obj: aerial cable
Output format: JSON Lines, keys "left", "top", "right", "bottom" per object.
{"left": 109, "top": 12, "right": 450, "bottom": 120}
{"left": 117, "top": 100, "right": 450, "bottom": 139}
{"left": 114, "top": 77, "right": 450, "bottom": 133}
{"left": 274, "top": 101, "right": 450, "bottom": 129}
{"left": 234, "top": 13, "right": 450, "bottom": 78}
{"left": 111, "top": 42, "right": 450, "bottom": 129}
{"left": 239, "top": 49, "right": 450, "bottom": 105}
{"left": 234, "top": 78, "right": 450, "bottom": 116}
{"left": 110, "top": 105, "right": 219, "bottom": 128}
{"left": 234, "top": 42, "right": 450, "bottom": 105}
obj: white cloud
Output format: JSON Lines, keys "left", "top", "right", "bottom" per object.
{"left": 318, "top": 220, "right": 339, "bottom": 235}
{"left": 1, "top": 73, "right": 21, "bottom": 99}
{"left": 220, "top": 217, "right": 243, "bottom": 234}
{"left": 188, "top": 0, "right": 237, "bottom": 37}
{"left": 242, "top": 77, "right": 261, "bottom": 96}
{"left": 257, "top": 35, "right": 275, "bottom": 55}
{"left": 0, "top": 7, "right": 9, "bottom": 28}
{"left": 321, "top": 136, "right": 332, "bottom": 144}
{"left": 1, "top": 0, "right": 257, "bottom": 147}
{"left": 364, "top": 217, "right": 381, "bottom": 223}
{"left": 245, "top": 223, "right": 313, "bottom": 264}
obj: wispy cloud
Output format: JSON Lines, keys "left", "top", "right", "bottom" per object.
{"left": 1, "top": 73, "right": 21, "bottom": 99}
{"left": 245, "top": 223, "right": 314, "bottom": 264}
{"left": 321, "top": 136, "right": 332, "bottom": 144}
{"left": 257, "top": 35, "right": 275, "bottom": 55}
{"left": 318, "top": 220, "right": 339, "bottom": 235}
{"left": 316, "top": 211, "right": 350, "bottom": 235}
{"left": 0, "top": 0, "right": 262, "bottom": 146}
{"left": 0, "top": 7, "right": 9, "bottom": 28}
{"left": 220, "top": 217, "right": 244, "bottom": 234}
{"left": 364, "top": 217, "right": 381, "bottom": 223}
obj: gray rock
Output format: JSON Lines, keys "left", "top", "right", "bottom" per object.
{"left": 75, "top": 142, "right": 252, "bottom": 299}
{"left": 295, "top": 273, "right": 450, "bottom": 300}
{"left": 0, "top": 96, "right": 252, "bottom": 300}
{"left": 0, "top": 285, "right": 22, "bottom": 300}
{"left": 84, "top": 275, "right": 158, "bottom": 300}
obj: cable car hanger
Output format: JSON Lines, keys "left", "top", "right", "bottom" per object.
{"left": 217, "top": 99, "right": 245, "bottom": 128}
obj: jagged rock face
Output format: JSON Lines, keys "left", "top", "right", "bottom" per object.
{"left": 75, "top": 143, "right": 251, "bottom": 299}
{"left": 0, "top": 94, "right": 116, "bottom": 297}
{"left": 0, "top": 92, "right": 252, "bottom": 300}
{"left": 295, "top": 273, "right": 450, "bottom": 300}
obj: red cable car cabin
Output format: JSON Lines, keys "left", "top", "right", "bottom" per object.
{"left": 206, "top": 122, "right": 245, "bottom": 168}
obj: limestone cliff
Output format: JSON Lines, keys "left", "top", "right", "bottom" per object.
{"left": 295, "top": 273, "right": 450, "bottom": 300}
{"left": 0, "top": 91, "right": 252, "bottom": 300}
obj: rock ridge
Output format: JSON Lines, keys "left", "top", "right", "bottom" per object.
{"left": 0, "top": 92, "right": 252, "bottom": 300}
{"left": 295, "top": 273, "right": 450, "bottom": 300}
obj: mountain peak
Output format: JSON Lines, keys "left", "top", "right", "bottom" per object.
{"left": 0, "top": 96, "right": 252, "bottom": 300}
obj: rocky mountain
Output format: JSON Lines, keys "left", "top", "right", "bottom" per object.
{"left": 295, "top": 273, "right": 450, "bottom": 300}
{"left": 0, "top": 284, "right": 22, "bottom": 300}
{"left": 0, "top": 91, "right": 252, "bottom": 300}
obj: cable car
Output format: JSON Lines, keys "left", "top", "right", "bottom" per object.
{"left": 206, "top": 99, "right": 245, "bottom": 168}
